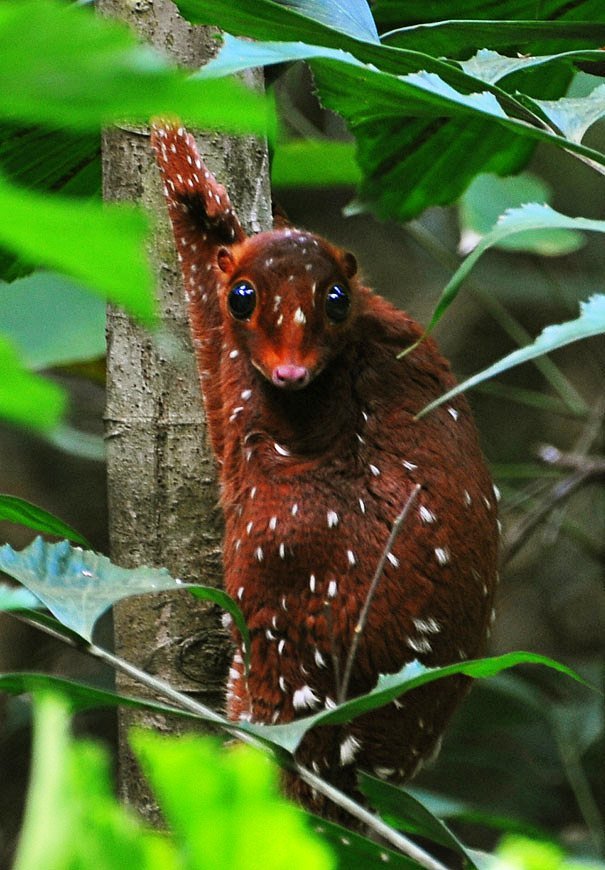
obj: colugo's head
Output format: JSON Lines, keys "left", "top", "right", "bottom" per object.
{"left": 216, "top": 228, "right": 359, "bottom": 390}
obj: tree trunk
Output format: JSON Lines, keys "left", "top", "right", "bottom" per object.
{"left": 100, "top": 0, "right": 271, "bottom": 823}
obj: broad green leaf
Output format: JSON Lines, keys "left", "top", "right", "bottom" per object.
{"left": 459, "top": 173, "right": 584, "bottom": 256}
{"left": 259, "top": 652, "right": 591, "bottom": 754}
{"left": 423, "top": 204, "right": 605, "bottom": 337}
{"left": 459, "top": 47, "right": 605, "bottom": 86}
{"left": 382, "top": 22, "right": 605, "bottom": 58}
{"left": 132, "top": 731, "right": 335, "bottom": 869}
{"left": 419, "top": 295, "right": 605, "bottom": 418}
{"left": 0, "top": 173, "right": 155, "bottom": 323}
{"left": 13, "top": 693, "right": 177, "bottom": 870}
{"left": 0, "top": 537, "right": 248, "bottom": 650}
{"left": 0, "top": 272, "right": 105, "bottom": 368}
{"left": 528, "top": 82, "right": 605, "bottom": 143}
{"left": 182, "top": 9, "right": 605, "bottom": 218}
{"left": 359, "top": 776, "right": 478, "bottom": 868}
{"left": 272, "top": 140, "right": 361, "bottom": 187}
{"left": 275, "top": 0, "right": 379, "bottom": 43}
{"left": 0, "top": 537, "right": 185, "bottom": 641}
{"left": 372, "top": 0, "right": 605, "bottom": 26}
{"left": 0, "top": 585, "right": 41, "bottom": 611}
{"left": 0, "top": 336, "right": 66, "bottom": 430}
{"left": 199, "top": 35, "right": 605, "bottom": 219}
{"left": 0, "top": 0, "right": 267, "bottom": 133}
{"left": 0, "top": 494, "right": 90, "bottom": 546}
{"left": 309, "top": 57, "right": 603, "bottom": 220}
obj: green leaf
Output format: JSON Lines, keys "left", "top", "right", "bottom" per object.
{"left": 0, "top": 538, "right": 248, "bottom": 650}
{"left": 0, "top": 585, "right": 41, "bottom": 611}
{"left": 274, "top": 0, "right": 379, "bottom": 43}
{"left": 259, "top": 652, "right": 592, "bottom": 754}
{"left": 0, "top": 0, "right": 267, "bottom": 133}
{"left": 0, "top": 173, "right": 155, "bottom": 324}
{"left": 359, "top": 776, "right": 478, "bottom": 868}
{"left": 420, "top": 294, "right": 605, "bottom": 418}
{"left": 13, "top": 693, "right": 177, "bottom": 870}
{"left": 0, "top": 494, "right": 90, "bottom": 546}
{"left": 459, "top": 47, "right": 605, "bottom": 86}
{"left": 459, "top": 173, "right": 584, "bottom": 256}
{"left": 0, "top": 537, "right": 185, "bottom": 641}
{"left": 382, "top": 21, "right": 605, "bottom": 58}
{"left": 372, "top": 0, "right": 605, "bottom": 26}
{"left": 423, "top": 204, "right": 605, "bottom": 338}
{"left": 131, "top": 731, "right": 335, "bottom": 869}
{"left": 0, "top": 672, "right": 198, "bottom": 720}
{"left": 309, "top": 56, "right": 603, "bottom": 220}
{"left": 0, "top": 272, "right": 105, "bottom": 369}
{"left": 528, "top": 82, "right": 605, "bottom": 143}
{"left": 0, "top": 336, "right": 66, "bottom": 431}
{"left": 199, "top": 33, "right": 605, "bottom": 219}
{"left": 272, "top": 140, "right": 361, "bottom": 187}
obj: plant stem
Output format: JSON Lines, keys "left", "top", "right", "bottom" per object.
{"left": 12, "top": 610, "right": 448, "bottom": 870}
{"left": 338, "top": 485, "right": 421, "bottom": 705}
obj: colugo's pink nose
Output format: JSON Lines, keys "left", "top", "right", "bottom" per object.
{"left": 272, "top": 364, "right": 310, "bottom": 389}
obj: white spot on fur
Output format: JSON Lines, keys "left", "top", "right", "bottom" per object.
{"left": 419, "top": 505, "right": 436, "bottom": 524}
{"left": 374, "top": 766, "right": 396, "bottom": 780}
{"left": 314, "top": 648, "right": 326, "bottom": 668}
{"left": 347, "top": 550, "right": 356, "bottom": 567}
{"left": 293, "top": 685, "right": 320, "bottom": 710}
{"left": 359, "top": 498, "right": 366, "bottom": 514}
{"left": 413, "top": 617, "right": 441, "bottom": 634}
{"left": 327, "top": 510, "right": 339, "bottom": 528}
{"left": 407, "top": 636, "right": 432, "bottom": 654}
{"left": 327, "top": 579, "right": 338, "bottom": 598}
{"left": 339, "top": 735, "right": 362, "bottom": 765}
{"left": 435, "top": 547, "right": 450, "bottom": 566}
{"left": 293, "top": 307, "right": 306, "bottom": 325}
{"left": 387, "top": 552, "right": 400, "bottom": 568}
{"left": 309, "top": 574, "right": 316, "bottom": 592}
{"left": 369, "top": 464, "right": 381, "bottom": 476}
{"left": 269, "top": 516, "right": 278, "bottom": 531}
{"left": 274, "top": 442, "right": 290, "bottom": 457}
{"left": 447, "top": 406, "right": 459, "bottom": 421}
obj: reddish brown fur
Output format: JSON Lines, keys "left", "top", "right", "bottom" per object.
{"left": 151, "top": 123, "right": 499, "bottom": 819}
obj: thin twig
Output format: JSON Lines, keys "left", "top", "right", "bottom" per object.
{"left": 338, "top": 485, "right": 421, "bottom": 705}
{"left": 502, "top": 470, "right": 590, "bottom": 565}
{"left": 10, "top": 610, "right": 448, "bottom": 870}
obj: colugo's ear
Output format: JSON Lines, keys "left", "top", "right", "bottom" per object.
{"left": 341, "top": 251, "right": 357, "bottom": 279}
{"left": 217, "top": 247, "right": 235, "bottom": 275}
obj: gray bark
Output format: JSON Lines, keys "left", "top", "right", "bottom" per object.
{"left": 100, "top": 0, "right": 271, "bottom": 822}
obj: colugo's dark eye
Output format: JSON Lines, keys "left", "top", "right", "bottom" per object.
{"left": 325, "top": 284, "right": 350, "bottom": 323}
{"left": 228, "top": 281, "right": 256, "bottom": 320}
